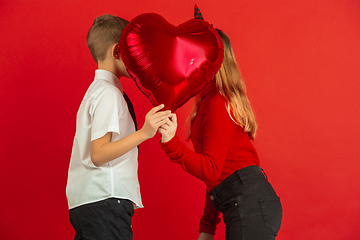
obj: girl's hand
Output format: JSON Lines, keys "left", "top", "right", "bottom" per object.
{"left": 141, "top": 104, "right": 171, "bottom": 139}
{"left": 158, "top": 113, "right": 177, "bottom": 143}
{"left": 197, "top": 232, "right": 214, "bottom": 240}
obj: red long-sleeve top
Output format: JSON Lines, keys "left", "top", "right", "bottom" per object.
{"left": 160, "top": 80, "right": 260, "bottom": 235}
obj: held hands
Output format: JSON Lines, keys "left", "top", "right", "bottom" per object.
{"left": 158, "top": 113, "right": 177, "bottom": 143}
{"left": 140, "top": 104, "right": 171, "bottom": 139}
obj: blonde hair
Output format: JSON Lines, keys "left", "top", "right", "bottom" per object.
{"left": 86, "top": 14, "right": 129, "bottom": 64}
{"left": 188, "top": 29, "right": 257, "bottom": 140}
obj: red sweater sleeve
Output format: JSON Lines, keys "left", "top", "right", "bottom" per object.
{"left": 198, "top": 190, "right": 221, "bottom": 235}
{"left": 160, "top": 95, "right": 235, "bottom": 185}
{"left": 160, "top": 94, "right": 234, "bottom": 234}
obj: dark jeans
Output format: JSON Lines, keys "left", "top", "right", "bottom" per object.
{"left": 69, "top": 198, "right": 134, "bottom": 240}
{"left": 209, "top": 165, "right": 283, "bottom": 240}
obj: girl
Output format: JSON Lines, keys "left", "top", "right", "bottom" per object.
{"left": 159, "top": 29, "right": 282, "bottom": 240}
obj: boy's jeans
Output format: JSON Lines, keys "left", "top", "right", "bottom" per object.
{"left": 69, "top": 198, "right": 134, "bottom": 240}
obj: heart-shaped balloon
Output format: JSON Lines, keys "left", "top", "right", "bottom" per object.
{"left": 119, "top": 13, "right": 224, "bottom": 111}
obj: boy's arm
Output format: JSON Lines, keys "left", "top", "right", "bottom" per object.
{"left": 91, "top": 104, "right": 170, "bottom": 167}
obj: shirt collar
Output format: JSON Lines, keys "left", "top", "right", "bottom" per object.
{"left": 94, "top": 69, "right": 124, "bottom": 94}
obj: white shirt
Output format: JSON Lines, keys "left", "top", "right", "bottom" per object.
{"left": 66, "top": 69, "right": 143, "bottom": 210}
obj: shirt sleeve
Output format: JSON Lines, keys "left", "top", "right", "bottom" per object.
{"left": 160, "top": 95, "right": 235, "bottom": 185}
{"left": 198, "top": 189, "right": 221, "bottom": 235}
{"left": 90, "top": 87, "right": 125, "bottom": 141}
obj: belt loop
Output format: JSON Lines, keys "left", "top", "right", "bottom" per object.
{"left": 261, "top": 168, "right": 268, "bottom": 179}
{"left": 235, "top": 170, "right": 246, "bottom": 185}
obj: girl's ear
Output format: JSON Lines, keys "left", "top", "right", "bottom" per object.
{"left": 112, "top": 43, "right": 120, "bottom": 59}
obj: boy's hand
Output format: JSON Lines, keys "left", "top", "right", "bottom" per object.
{"left": 140, "top": 104, "right": 171, "bottom": 139}
{"left": 158, "top": 113, "right": 177, "bottom": 143}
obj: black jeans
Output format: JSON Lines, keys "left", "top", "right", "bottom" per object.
{"left": 69, "top": 198, "right": 134, "bottom": 240}
{"left": 209, "top": 165, "right": 282, "bottom": 240}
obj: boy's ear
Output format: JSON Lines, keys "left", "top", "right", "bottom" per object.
{"left": 112, "top": 43, "right": 121, "bottom": 59}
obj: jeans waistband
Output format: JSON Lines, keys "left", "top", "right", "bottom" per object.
{"left": 210, "top": 165, "right": 266, "bottom": 199}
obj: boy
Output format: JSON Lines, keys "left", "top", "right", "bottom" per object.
{"left": 66, "top": 14, "right": 170, "bottom": 240}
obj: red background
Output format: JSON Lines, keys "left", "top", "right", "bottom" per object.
{"left": 1, "top": 0, "right": 359, "bottom": 239}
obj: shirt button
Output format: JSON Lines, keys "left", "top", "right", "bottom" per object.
{"left": 210, "top": 195, "right": 214, "bottom": 200}
{"left": 117, "top": 200, "right": 121, "bottom": 203}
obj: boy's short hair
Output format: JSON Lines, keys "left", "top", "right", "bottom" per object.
{"left": 86, "top": 14, "right": 129, "bottom": 64}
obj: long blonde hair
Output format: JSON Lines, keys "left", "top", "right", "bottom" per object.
{"left": 188, "top": 29, "right": 257, "bottom": 140}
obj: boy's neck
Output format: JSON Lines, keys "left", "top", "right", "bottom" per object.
{"left": 98, "top": 61, "right": 121, "bottom": 79}
{"left": 97, "top": 57, "right": 130, "bottom": 79}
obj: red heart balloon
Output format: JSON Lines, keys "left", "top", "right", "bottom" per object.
{"left": 119, "top": 13, "right": 224, "bottom": 111}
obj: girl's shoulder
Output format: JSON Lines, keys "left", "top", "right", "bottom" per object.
{"left": 201, "top": 89, "right": 229, "bottom": 119}
{"left": 205, "top": 89, "right": 227, "bottom": 106}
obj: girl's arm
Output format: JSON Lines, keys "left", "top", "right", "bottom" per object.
{"left": 197, "top": 232, "right": 214, "bottom": 240}
{"left": 198, "top": 190, "right": 221, "bottom": 235}
{"left": 197, "top": 233, "right": 214, "bottom": 240}
{"left": 159, "top": 96, "right": 235, "bottom": 184}
{"left": 159, "top": 96, "right": 233, "bottom": 234}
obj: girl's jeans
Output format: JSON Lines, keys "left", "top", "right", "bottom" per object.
{"left": 210, "top": 165, "right": 283, "bottom": 240}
